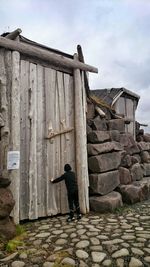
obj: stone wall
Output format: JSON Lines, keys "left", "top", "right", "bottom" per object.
{"left": 0, "top": 178, "right": 16, "bottom": 240}
{"left": 87, "top": 105, "right": 150, "bottom": 212}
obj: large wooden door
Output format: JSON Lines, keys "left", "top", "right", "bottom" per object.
{"left": 20, "top": 60, "right": 75, "bottom": 220}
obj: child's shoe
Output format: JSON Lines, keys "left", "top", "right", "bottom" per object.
{"left": 66, "top": 216, "right": 75, "bottom": 222}
{"left": 77, "top": 214, "right": 82, "bottom": 220}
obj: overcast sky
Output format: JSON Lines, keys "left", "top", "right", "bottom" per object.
{"left": 1, "top": 0, "right": 150, "bottom": 131}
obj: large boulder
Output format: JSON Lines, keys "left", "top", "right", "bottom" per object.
{"left": 121, "top": 153, "right": 132, "bottom": 168}
{"left": 119, "top": 167, "right": 132, "bottom": 185}
{"left": 108, "top": 119, "right": 125, "bottom": 133}
{"left": 90, "top": 191, "right": 123, "bottom": 213}
{"left": 133, "top": 177, "right": 150, "bottom": 197}
{"left": 143, "top": 134, "right": 150, "bottom": 142}
{"left": 91, "top": 116, "right": 108, "bottom": 131}
{"left": 130, "top": 163, "right": 143, "bottom": 181}
{"left": 87, "top": 142, "right": 123, "bottom": 156}
{"left": 87, "top": 131, "right": 110, "bottom": 143}
{"left": 120, "top": 133, "right": 140, "bottom": 155}
{"left": 88, "top": 152, "right": 121, "bottom": 173}
{"left": 89, "top": 170, "right": 120, "bottom": 195}
{"left": 117, "top": 184, "right": 148, "bottom": 204}
{"left": 137, "top": 142, "right": 150, "bottom": 151}
{"left": 142, "top": 163, "right": 150, "bottom": 177}
{"left": 140, "top": 151, "right": 150, "bottom": 163}
{"left": 109, "top": 130, "right": 121, "bottom": 142}
{"left": 0, "top": 217, "right": 16, "bottom": 240}
{"left": 0, "top": 188, "right": 15, "bottom": 218}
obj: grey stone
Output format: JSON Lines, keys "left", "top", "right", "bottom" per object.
{"left": 137, "top": 141, "right": 150, "bottom": 151}
{"left": 109, "top": 130, "right": 120, "bottom": 142}
{"left": 91, "top": 252, "right": 106, "bottom": 263}
{"left": 108, "top": 119, "right": 125, "bottom": 133}
{"left": 87, "top": 131, "right": 110, "bottom": 143}
{"left": 43, "top": 262, "right": 54, "bottom": 267}
{"left": 130, "top": 163, "right": 143, "bottom": 181}
{"left": 76, "top": 250, "right": 89, "bottom": 259}
{"left": 120, "top": 133, "right": 140, "bottom": 154}
{"left": 102, "top": 259, "right": 112, "bottom": 266}
{"left": 88, "top": 152, "right": 121, "bottom": 173}
{"left": 129, "top": 257, "right": 143, "bottom": 267}
{"left": 140, "top": 151, "right": 150, "bottom": 163}
{"left": 112, "top": 248, "right": 129, "bottom": 258}
{"left": 0, "top": 188, "right": 15, "bottom": 217}
{"left": 89, "top": 171, "right": 120, "bottom": 195}
{"left": 90, "top": 191, "right": 123, "bottom": 213}
{"left": 35, "top": 233, "right": 50, "bottom": 238}
{"left": 61, "top": 257, "right": 76, "bottom": 266}
{"left": 143, "top": 133, "right": 150, "bottom": 142}
{"left": 76, "top": 240, "right": 89, "bottom": 248}
{"left": 91, "top": 116, "right": 108, "bottom": 131}
{"left": 142, "top": 163, "right": 150, "bottom": 177}
{"left": 117, "top": 184, "right": 148, "bottom": 204}
{"left": 121, "top": 153, "right": 132, "bottom": 168}
{"left": 119, "top": 167, "right": 132, "bottom": 184}
{"left": 87, "top": 142, "right": 123, "bottom": 156}
{"left": 11, "top": 261, "right": 25, "bottom": 267}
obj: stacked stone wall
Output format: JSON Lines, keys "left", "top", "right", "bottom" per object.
{"left": 87, "top": 111, "right": 150, "bottom": 212}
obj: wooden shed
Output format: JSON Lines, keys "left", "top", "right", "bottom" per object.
{"left": 0, "top": 29, "right": 98, "bottom": 223}
{"left": 91, "top": 88, "right": 140, "bottom": 138}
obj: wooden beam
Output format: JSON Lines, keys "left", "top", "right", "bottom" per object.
{"left": 0, "top": 37, "right": 98, "bottom": 73}
{"left": 5, "top": 28, "right": 22, "bottom": 40}
{"left": 77, "top": 44, "right": 90, "bottom": 97}
{"left": 45, "top": 127, "right": 74, "bottom": 139}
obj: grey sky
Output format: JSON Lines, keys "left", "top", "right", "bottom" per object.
{"left": 1, "top": 0, "right": 150, "bottom": 131}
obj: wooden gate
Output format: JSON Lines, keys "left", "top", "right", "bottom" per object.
{"left": 0, "top": 35, "right": 98, "bottom": 223}
{"left": 19, "top": 60, "right": 75, "bottom": 220}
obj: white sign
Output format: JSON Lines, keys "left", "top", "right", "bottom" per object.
{"left": 7, "top": 151, "right": 20, "bottom": 170}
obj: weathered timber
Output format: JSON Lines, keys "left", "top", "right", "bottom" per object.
{"left": 45, "top": 127, "right": 74, "bottom": 139}
{"left": 5, "top": 28, "right": 22, "bottom": 40}
{"left": 0, "top": 49, "right": 9, "bottom": 177}
{"left": 77, "top": 44, "right": 90, "bottom": 97}
{"left": 0, "top": 37, "right": 98, "bottom": 73}
{"left": 9, "top": 51, "right": 20, "bottom": 224}
{"left": 74, "top": 54, "right": 89, "bottom": 214}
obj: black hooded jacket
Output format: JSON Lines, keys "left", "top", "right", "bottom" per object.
{"left": 52, "top": 170, "right": 78, "bottom": 194}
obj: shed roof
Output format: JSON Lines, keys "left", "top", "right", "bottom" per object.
{"left": 91, "top": 87, "right": 140, "bottom": 107}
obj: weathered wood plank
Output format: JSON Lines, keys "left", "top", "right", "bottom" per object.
{"left": 74, "top": 55, "right": 89, "bottom": 214}
{"left": 57, "top": 71, "right": 68, "bottom": 213}
{"left": 0, "top": 37, "right": 98, "bottom": 73}
{"left": 28, "top": 63, "right": 38, "bottom": 219}
{"left": 0, "top": 49, "right": 9, "bottom": 178}
{"left": 9, "top": 51, "right": 20, "bottom": 223}
{"left": 45, "top": 67, "right": 58, "bottom": 215}
{"left": 19, "top": 60, "right": 30, "bottom": 220}
{"left": 36, "top": 64, "right": 46, "bottom": 217}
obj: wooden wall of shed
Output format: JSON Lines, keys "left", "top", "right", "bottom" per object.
{"left": 0, "top": 48, "right": 89, "bottom": 222}
{"left": 114, "top": 96, "right": 137, "bottom": 138}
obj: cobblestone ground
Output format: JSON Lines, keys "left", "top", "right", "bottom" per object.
{"left": 0, "top": 200, "right": 150, "bottom": 267}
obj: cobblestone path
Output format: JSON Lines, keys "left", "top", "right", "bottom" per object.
{"left": 0, "top": 200, "right": 150, "bottom": 267}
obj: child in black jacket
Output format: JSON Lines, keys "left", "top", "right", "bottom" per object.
{"left": 51, "top": 164, "right": 81, "bottom": 222}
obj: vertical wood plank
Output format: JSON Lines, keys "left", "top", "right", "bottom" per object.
{"left": 20, "top": 60, "right": 30, "bottom": 220}
{"left": 57, "top": 71, "right": 68, "bottom": 213}
{"left": 45, "top": 67, "right": 58, "bottom": 215}
{"left": 28, "top": 63, "right": 38, "bottom": 219}
{"left": 0, "top": 49, "right": 9, "bottom": 178}
{"left": 74, "top": 55, "right": 89, "bottom": 214}
{"left": 9, "top": 51, "right": 20, "bottom": 223}
{"left": 36, "top": 64, "right": 46, "bottom": 217}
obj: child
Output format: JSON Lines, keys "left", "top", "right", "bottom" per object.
{"left": 51, "top": 164, "right": 82, "bottom": 222}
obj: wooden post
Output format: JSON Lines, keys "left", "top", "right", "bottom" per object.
{"left": 74, "top": 54, "right": 89, "bottom": 214}
{"left": 0, "top": 49, "right": 9, "bottom": 178}
{"left": 9, "top": 51, "right": 20, "bottom": 224}
{"left": 0, "top": 36, "right": 98, "bottom": 73}
{"left": 77, "top": 44, "right": 90, "bottom": 97}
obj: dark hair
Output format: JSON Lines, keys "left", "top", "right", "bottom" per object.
{"left": 64, "top": 164, "right": 72, "bottom": 172}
